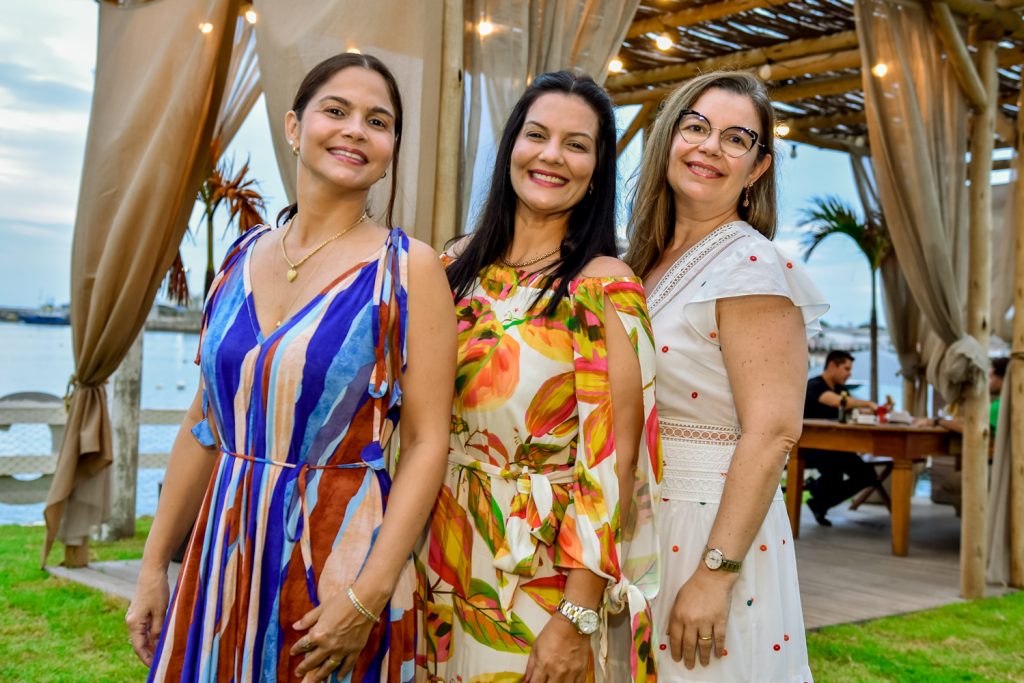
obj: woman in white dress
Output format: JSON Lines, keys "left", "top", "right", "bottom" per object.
{"left": 625, "top": 71, "right": 827, "bottom": 682}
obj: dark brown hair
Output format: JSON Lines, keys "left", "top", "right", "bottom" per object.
{"left": 277, "top": 53, "right": 404, "bottom": 227}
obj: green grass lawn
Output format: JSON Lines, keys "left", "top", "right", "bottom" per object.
{"left": 0, "top": 519, "right": 152, "bottom": 682}
{"left": 0, "top": 520, "right": 1021, "bottom": 682}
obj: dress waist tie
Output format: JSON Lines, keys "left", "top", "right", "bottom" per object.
{"left": 220, "top": 448, "right": 384, "bottom": 605}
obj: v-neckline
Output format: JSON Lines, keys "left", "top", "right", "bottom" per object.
{"left": 243, "top": 227, "right": 392, "bottom": 344}
{"left": 646, "top": 221, "right": 744, "bottom": 316}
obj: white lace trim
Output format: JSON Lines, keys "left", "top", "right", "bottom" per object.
{"left": 659, "top": 419, "right": 782, "bottom": 503}
{"left": 647, "top": 222, "right": 744, "bottom": 315}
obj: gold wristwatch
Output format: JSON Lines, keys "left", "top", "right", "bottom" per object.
{"left": 556, "top": 598, "right": 600, "bottom": 635}
{"left": 703, "top": 546, "right": 742, "bottom": 573}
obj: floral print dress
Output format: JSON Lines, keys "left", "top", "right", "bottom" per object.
{"left": 416, "top": 262, "right": 663, "bottom": 682}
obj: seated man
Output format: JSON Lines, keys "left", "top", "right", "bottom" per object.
{"left": 803, "top": 350, "right": 879, "bottom": 526}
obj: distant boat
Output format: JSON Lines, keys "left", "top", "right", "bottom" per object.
{"left": 20, "top": 312, "right": 70, "bottom": 326}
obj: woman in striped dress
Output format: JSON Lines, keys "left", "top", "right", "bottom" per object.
{"left": 126, "top": 53, "right": 456, "bottom": 682}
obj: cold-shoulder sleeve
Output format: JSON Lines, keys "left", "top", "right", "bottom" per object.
{"left": 683, "top": 235, "right": 828, "bottom": 342}
{"left": 557, "top": 275, "right": 663, "bottom": 681}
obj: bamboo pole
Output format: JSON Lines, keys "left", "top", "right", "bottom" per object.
{"left": 961, "top": 36, "right": 997, "bottom": 600}
{"left": 757, "top": 49, "right": 861, "bottom": 82}
{"left": 607, "top": 30, "right": 858, "bottom": 90}
{"left": 613, "top": 71, "right": 863, "bottom": 106}
{"left": 430, "top": 0, "right": 464, "bottom": 250}
{"left": 626, "top": 0, "right": 792, "bottom": 39}
{"left": 790, "top": 111, "right": 867, "bottom": 131}
{"left": 944, "top": 0, "right": 1024, "bottom": 39}
{"left": 1010, "top": 83, "right": 1024, "bottom": 588}
{"left": 933, "top": 2, "right": 987, "bottom": 110}
{"left": 617, "top": 102, "right": 654, "bottom": 157}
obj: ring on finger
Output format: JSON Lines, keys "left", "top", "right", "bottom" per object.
{"left": 698, "top": 634, "right": 713, "bottom": 641}
{"left": 326, "top": 657, "right": 340, "bottom": 669}
{"left": 299, "top": 638, "right": 314, "bottom": 653}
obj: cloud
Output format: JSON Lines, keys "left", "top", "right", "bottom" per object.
{"left": 0, "top": 61, "right": 91, "bottom": 110}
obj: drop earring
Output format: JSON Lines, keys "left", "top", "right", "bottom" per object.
{"left": 290, "top": 140, "right": 299, "bottom": 157}
{"left": 743, "top": 184, "right": 752, "bottom": 208}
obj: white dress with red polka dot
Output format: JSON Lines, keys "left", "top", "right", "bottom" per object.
{"left": 648, "top": 221, "right": 827, "bottom": 682}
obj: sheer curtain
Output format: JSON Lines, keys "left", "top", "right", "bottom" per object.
{"left": 856, "top": 0, "right": 985, "bottom": 406}
{"left": 253, "top": 0, "right": 443, "bottom": 242}
{"left": 461, "top": 0, "right": 639, "bottom": 229}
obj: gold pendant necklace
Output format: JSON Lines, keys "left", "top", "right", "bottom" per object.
{"left": 280, "top": 212, "right": 369, "bottom": 283}
{"left": 500, "top": 243, "right": 562, "bottom": 269}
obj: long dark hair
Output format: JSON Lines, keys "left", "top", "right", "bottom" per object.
{"left": 446, "top": 70, "right": 619, "bottom": 316}
{"left": 277, "top": 53, "right": 404, "bottom": 227}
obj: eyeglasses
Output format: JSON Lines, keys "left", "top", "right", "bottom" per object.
{"left": 676, "top": 109, "right": 766, "bottom": 158}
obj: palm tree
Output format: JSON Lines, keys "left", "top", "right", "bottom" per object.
{"left": 800, "top": 196, "right": 890, "bottom": 404}
{"left": 165, "top": 156, "right": 266, "bottom": 305}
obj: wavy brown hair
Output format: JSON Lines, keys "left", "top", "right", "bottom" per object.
{"left": 624, "top": 71, "right": 777, "bottom": 278}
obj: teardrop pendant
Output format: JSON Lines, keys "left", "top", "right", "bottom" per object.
{"left": 286, "top": 268, "right": 298, "bottom": 283}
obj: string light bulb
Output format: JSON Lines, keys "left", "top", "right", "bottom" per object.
{"left": 198, "top": 22, "right": 214, "bottom": 34}
{"left": 609, "top": 58, "right": 624, "bottom": 73}
{"left": 655, "top": 34, "right": 673, "bottom": 51}
{"left": 872, "top": 62, "right": 888, "bottom": 77}
{"left": 775, "top": 122, "right": 790, "bottom": 137}
{"left": 478, "top": 21, "right": 494, "bottom": 36}
{"left": 244, "top": 8, "right": 258, "bottom": 24}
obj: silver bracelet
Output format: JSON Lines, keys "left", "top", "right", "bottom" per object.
{"left": 347, "top": 586, "right": 381, "bottom": 624}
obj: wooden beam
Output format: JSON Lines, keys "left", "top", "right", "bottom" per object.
{"left": 944, "top": 0, "right": 1024, "bottom": 40}
{"left": 617, "top": 102, "right": 654, "bottom": 157}
{"left": 756, "top": 49, "right": 861, "bottom": 82}
{"left": 771, "top": 74, "right": 863, "bottom": 103}
{"left": 613, "top": 71, "right": 863, "bottom": 107}
{"left": 996, "top": 0, "right": 1024, "bottom": 8}
{"left": 626, "top": 0, "right": 792, "bottom": 39}
{"left": 788, "top": 111, "right": 867, "bottom": 131}
{"left": 997, "top": 112, "right": 1017, "bottom": 145}
{"left": 431, "top": 0, "right": 464, "bottom": 249}
{"left": 998, "top": 45, "right": 1024, "bottom": 68}
{"left": 783, "top": 128, "right": 860, "bottom": 153}
{"left": 933, "top": 2, "right": 988, "bottom": 109}
{"left": 1011, "top": 83, "right": 1024, "bottom": 589}
{"left": 607, "top": 30, "right": 858, "bottom": 90}
{"left": 961, "top": 37, "right": 997, "bottom": 601}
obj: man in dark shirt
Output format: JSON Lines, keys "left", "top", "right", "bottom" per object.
{"left": 802, "top": 350, "right": 879, "bottom": 526}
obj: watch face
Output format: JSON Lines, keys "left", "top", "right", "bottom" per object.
{"left": 578, "top": 609, "right": 599, "bottom": 635}
{"left": 704, "top": 548, "right": 724, "bottom": 570}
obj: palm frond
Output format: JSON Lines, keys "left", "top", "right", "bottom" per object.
{"left": 163, "top": 251, "right": 190, "bottom": 306}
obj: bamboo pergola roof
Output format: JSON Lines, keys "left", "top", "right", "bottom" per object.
{"left": 607, "top": 0, "right": 1023, "bottom": 152}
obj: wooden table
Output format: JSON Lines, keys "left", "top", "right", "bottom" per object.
{"left": 786, "top": 419, "right": 960, "bottom": 556}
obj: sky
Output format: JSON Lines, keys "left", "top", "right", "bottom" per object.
{"left": 0, "top": 0, "right": 883, "bottom": 326}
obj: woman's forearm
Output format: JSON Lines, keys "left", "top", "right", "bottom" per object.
{"left": 706, "top": 429, "right": 795, "bottom": 563}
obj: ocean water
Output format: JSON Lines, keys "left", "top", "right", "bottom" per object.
{"left": 0, "top": 323, "right": 199, "bottom": 525}
{"left": 0, "top": 322, "right": 912, "bottom": 525}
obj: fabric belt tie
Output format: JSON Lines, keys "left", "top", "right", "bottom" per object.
{"left": 220, "top": 448, "right": 384, "bottom": 605}
{"left": 449, "top": 451, "right": 573, "bottom": 610}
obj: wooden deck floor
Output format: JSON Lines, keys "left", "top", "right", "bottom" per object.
{"left": 47, "top": 496, "right": 1016, "bottom": 630}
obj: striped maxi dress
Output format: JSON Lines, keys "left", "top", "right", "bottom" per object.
{"left": 149, "top": 225, "right": 417, "bottom": 682}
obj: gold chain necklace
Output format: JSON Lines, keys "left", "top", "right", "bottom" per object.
{"left": 280, "top": 212, "right": 369, "bottom": 283}
{"left": 500, "top": 243, "right": 562, "bottom": 269}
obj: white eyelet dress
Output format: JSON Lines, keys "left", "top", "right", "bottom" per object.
{"left": 648, "top": 221, "right": 828, "bottom": 682}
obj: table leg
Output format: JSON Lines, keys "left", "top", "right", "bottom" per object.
{"left": 890, "top": 462, "right": 913, "bottom": 556}
{"left": 785, "top": 446, "right": 804, "bottom": 538}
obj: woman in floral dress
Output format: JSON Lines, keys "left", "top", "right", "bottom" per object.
{"left": 626, "top": 71, "right": 827, "bottom": 682}
{"left": 416, "top": 71, "right": 662, "bottom": 683}
{"left": 126, "top": 54, "right": 456, "bottom": 682}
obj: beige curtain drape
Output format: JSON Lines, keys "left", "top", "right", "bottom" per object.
{"left": 462, "top": 0, "right": 639, "bottom": 228}
{"left": 43, "top": 0, "right": 241, "bottom": 563}
{"left": 253, "top": 0, "right": 443, "bottom": 243}
{"left": 856, "top": 0, "right": 985, "bottom": 405}
{"left": 213, "top": 16, "right": 262, "bottom": 158}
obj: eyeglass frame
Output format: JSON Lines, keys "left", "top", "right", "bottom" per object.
{"left": 675, "top": 109, "right": 768, "bottom": 158}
